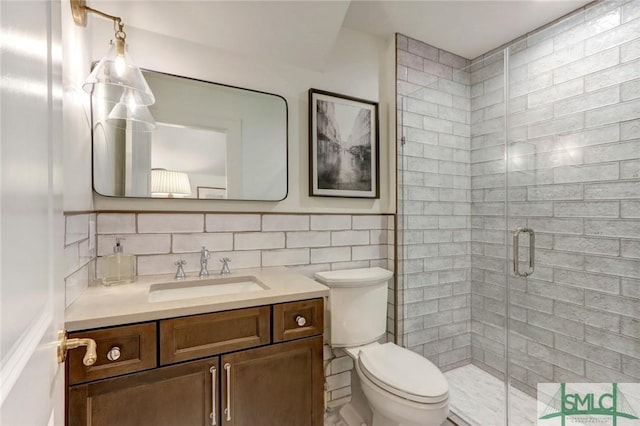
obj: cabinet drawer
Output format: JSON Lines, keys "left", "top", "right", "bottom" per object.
{"left": 160, "top": 306, "right": 270, "bottom": 365}
{"left": 273, "top": 298, "right": 323, "bottom": 342}
{"left": 67, "top": 322, "right": 157, "bottom": 385}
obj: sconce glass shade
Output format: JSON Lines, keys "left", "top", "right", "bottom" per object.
{"left": 83, "top": 42, "right": 155, "bottom": 106}
{"left": 107, "top": 89, "right": 157, "bottom": 132}
{"left": 151, "top": 169, "right": 192, "bottom": 197}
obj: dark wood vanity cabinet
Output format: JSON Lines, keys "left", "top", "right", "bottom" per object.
{"left": 221, "top": 336, "right": 323, "bottom": 426}
{"left": 66, "top": 298, "right": 324, "bottom": 426}
{"left": 68, "top": 357, "right": 219, "bottom": 426}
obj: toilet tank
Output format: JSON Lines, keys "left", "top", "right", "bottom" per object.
{"left": 315, "top": 267, "right": 394, "bottom": 347}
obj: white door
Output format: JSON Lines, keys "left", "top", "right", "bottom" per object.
{"left": 0, "top": 1, "right": 65, "bottom": 425}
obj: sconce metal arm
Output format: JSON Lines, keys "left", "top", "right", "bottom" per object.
{"left": 71, "top": 0, "right": 125, "bottom": 37}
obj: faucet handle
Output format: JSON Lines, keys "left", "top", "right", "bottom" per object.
{"left": 219, "top": 257, "right": 231, "bottom": 275}
{"left": 201, "top": 246, "right": 210, "bottom": 258}
{"left": 174, "top": 260, "right": 187, "bottom": 280}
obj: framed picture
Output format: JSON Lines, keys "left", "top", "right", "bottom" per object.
{"left": 196, "top": 186, "right": 227, "bottom": 199}
{"left": 309, "top": 89, "right": 379, "bottom": 198}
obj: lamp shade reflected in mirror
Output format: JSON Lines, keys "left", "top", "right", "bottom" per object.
{"left": 150, "top": 169, "right": 191, "bottom": 198}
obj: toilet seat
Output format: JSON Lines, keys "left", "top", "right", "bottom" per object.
{"left": 358, "top": 343, "right": 449, "bottom": 404}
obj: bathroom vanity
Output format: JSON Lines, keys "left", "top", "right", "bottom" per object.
{"left": 64, "top": 267, "right": 328, "bottom": 426}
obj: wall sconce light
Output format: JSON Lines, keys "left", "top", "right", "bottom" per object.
{"left": 106, "top": 89, "right": 157, "bottom": 132}
{"left": 151, "top": 168, "right": 192, "bottom": 198}
{"left": 71, "top": 0, "right": 156, "bottom": 130}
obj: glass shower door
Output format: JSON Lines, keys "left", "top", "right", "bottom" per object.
{"left": 505, "top": 2, "right": 640, "bottom": 423}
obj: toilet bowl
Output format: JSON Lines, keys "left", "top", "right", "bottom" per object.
{"left": 346, "top": 342, "right": 449, "bottom": 426}
{"left": 315, "top": 267, "right": 450, "bottom": 426}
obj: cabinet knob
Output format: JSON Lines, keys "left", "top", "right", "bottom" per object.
{"left": 295, "top": 315, "right": 307, "bottom": 327}
{"left": 106, "top": 346, "right": 121, "bottom": 361}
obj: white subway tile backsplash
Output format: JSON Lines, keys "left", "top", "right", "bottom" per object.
{"left": 137, "top": 252, "right": 201, "bottom": 276}
{"left": 138, "top": 214, "right": 204, "bottom": 233}
{"left": 65, "top": 215, "right": 89, "bottom": 245}
{"left": 99, "top": 234, "right": 172, "bottom": 256}
{"left": 64, "top": 243, "right": 80, "bottom": 278}
{"left": 172, "top": 233, "right": 233, "bottom": 253}
{"left": 65, "top": 261, "right": 94, "bottom": 307}
{"left": 286, "top": 231, "right": 330, "bottom": 248}
{"left": 262, "top": 215, "right": 309, "bottom": 231}
{"left": 331, "top": 260, "right": 371, "bottom": 271}
{"left": 310, "top": 215, "right": 351, "bottom": 231}
{"left": 261, "top": 248, "right": 310, "bottom": 267}
{"left": 234, "top": 232, "right": 285, "bottom": 250}
{"left": 206, "top": 214, "right": 261, "bottom": 232}
{"left": 331, "top": 230, "right": 369, "bottom": 247}
{"left": 310, "top": 247, "right": 351, "bottom": 264}
{"left": 97, "top": 213, "right": 136, "bottom": 234}
{"left": 352, "top": 244, "right": 387, "bottom": 261}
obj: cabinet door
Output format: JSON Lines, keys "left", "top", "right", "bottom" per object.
{"left": 68, "top": 357, "right": 219, "bottom": 426}
{"left": 220, "top": 336, "right": 323, "bottom": 426}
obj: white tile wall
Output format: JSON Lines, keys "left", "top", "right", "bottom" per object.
{"left": 64, "top": 213, "right": 96, "bottom": 307}
{"left": 397, "top": 33, "right": 473, "bottom": 370}
{"left": 469, "top": 0, "right": 640, "bottom": 396}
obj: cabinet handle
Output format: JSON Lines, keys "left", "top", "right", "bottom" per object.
{"left": 224, "top": 363, "right": 231, "bottom": 422}
{"left": 295, "top": 315, "right": 306, "bottom": 327}
{"left": 210, "top": 366, "right": 217, "bottom": 426}
{"left": 106, "top": 346, "right": 121, "bottom": 361}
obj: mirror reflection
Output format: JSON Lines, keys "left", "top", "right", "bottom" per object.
{"left": 92, "top": 70, "right": 288, "bottom": 201}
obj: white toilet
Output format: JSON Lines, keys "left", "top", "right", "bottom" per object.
{"left": 315, "top": 267, "right": 449, "bottom": 426}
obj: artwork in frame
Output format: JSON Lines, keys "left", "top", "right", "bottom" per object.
{"left": 308, "top": 89, "right": 379, "bottom": 198}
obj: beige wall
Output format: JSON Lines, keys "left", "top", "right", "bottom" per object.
{"left": 63, "top": 10, "right": 396, "bottom": 214}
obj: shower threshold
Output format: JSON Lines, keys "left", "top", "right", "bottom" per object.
{"left": 445, "top": 364, "right": 537, "bottom": 426}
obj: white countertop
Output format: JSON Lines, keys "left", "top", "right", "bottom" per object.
{"left": 65, "top": 266, "right": 329, "bottom": 331}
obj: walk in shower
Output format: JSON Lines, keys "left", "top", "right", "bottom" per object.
{"left": 397, "top": 1, "right": 639, "bottom": 424}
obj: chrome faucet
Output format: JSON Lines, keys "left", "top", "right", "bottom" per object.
{"left": 220, "top": 257, "right": 231, "bottom": 275}
{"left": 199, "top": 246, "right": 211, "bottom": 278}
{"left": 174, "top": 260, "right": 187, "bottom": 280}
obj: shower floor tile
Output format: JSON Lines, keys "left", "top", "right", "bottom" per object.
{"left": 445, "top": 364, "right": 537, "bottom": 426}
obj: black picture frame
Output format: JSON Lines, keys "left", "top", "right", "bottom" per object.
{"left": 308, "top": 89, "right": 379, "bottom": 198}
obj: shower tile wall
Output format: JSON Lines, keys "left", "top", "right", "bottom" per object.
{"left": 470, "top": 0, "right": 640, "bottom": 395}
{"left": 397, "top": 34, "right": 473, "bottom": 370}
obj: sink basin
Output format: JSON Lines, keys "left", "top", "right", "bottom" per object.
{"left": 148, "top": 275, "right": 268, "bottom": 303}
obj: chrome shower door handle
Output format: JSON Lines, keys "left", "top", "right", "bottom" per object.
{"left": 513, "top": 227, "right": 535, "bottom": 277}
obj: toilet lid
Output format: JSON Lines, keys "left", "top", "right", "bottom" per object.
{"left": 358, "top": 343, "right": 449, "bottom": 404}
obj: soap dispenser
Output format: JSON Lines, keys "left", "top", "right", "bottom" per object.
{"left": 103, "top": 237, "right": 135, "bottom": 286}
